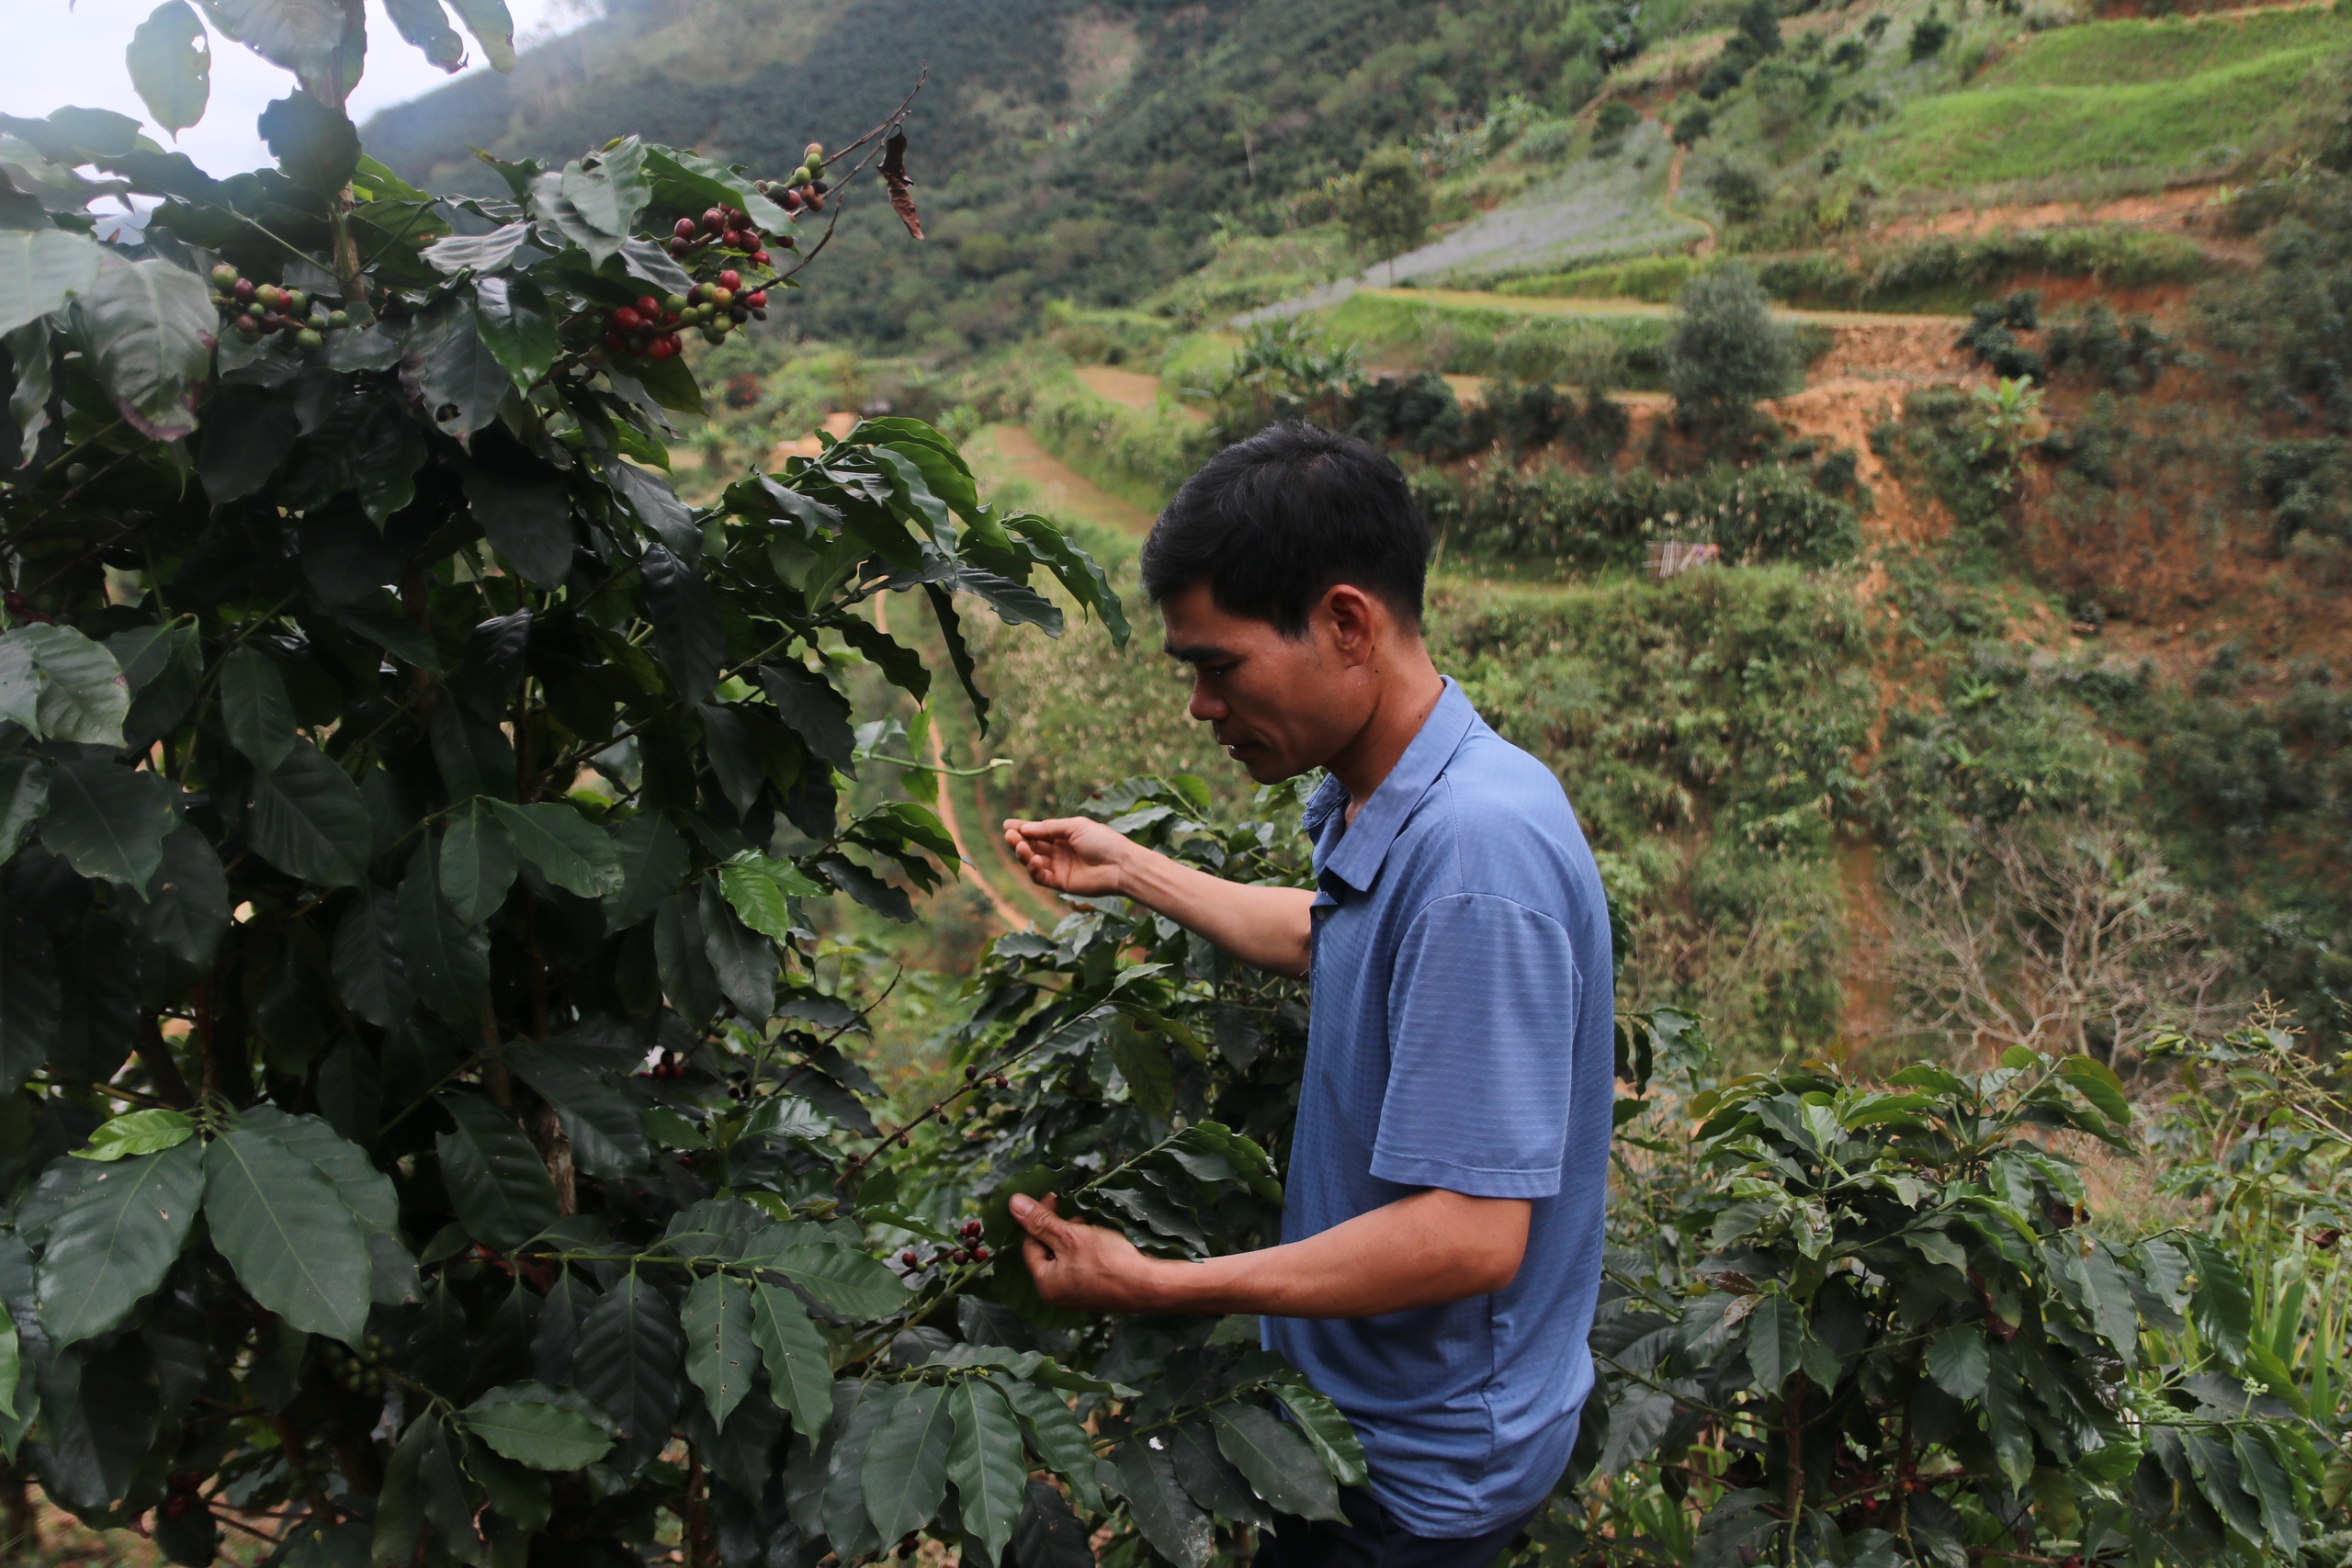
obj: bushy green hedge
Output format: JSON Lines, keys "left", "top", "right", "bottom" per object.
{"left": 1415, "top": 457, "right": 1864, "bottom": 569}
{"left": 1757, "top": 224, "right": 2212, "bottom": 310}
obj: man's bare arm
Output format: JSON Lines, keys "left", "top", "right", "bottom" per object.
{"left": 1009, "top": 1189, "right": 1529, "bottom": 1318}
{"left": 1003, "top": 816, "right": 1314, "bottom": 977}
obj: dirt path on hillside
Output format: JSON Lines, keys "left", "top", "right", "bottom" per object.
{"left": 1666, "top": 143, "right": 1719, "bottom": 259}
{"left": 964, "top": 423, "right": 1159, "bottom": 536}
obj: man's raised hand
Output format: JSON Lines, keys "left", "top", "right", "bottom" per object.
{"left": 1010, "top": 1192, "right": 1166, "bottom": 1312}
{"left": 1001, "top": 817, "right": 1135, "bottom": 897}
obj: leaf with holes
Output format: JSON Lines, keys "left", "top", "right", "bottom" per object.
{"left": 682, "top": 1274, "right": 758, "bottom": 1430}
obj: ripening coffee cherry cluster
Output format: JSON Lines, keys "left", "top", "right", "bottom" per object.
{"left": 590, "top": 273, "right": 771, "bottom": 367}
{"left": 209, "top": 264, "right": 346, "bottom": 353}
{"left": 159, "top": 1472, "right": 206, "bottom": 1519}
{"left": 328, "top": 1333, "right": 391, "bottom": 1396}
{"left": 668, "top": 202, "right": 792, "bottom": 266}
{"left": 639, "top": 1049, "right": 690, "bottom": 1080}
{"left": 752, "top": 141, "right": 831, "bottom": 218}
{"left": 899, "top": 1218, "right": 992, "bottom": 1272}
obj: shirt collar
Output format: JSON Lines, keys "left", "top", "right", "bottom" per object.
{"left": 1300, "top": 678, "right": 1477, "bottom": 895}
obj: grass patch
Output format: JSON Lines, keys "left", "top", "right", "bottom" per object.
{"left": 1321, "top": 291, "right": 1674, "bottom": 389}
{"left": 1494, "top": 255, "right": 1705, "bottom": 303}
{"left": 1977, "top": 6, "right": 2350, "bottom": 88}
{"left": 1864, "top": 36, "right": 2337, "bottom": 187}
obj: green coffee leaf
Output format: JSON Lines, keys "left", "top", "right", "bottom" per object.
{"left": 0, "top": 757, "right": 49, "bottom": 863}
{"left": 39, "top": 759, "right": 173, "bottom": 888}
{"left": 461, "top": 446, "right": 573, "bottom": 586}
{"left": 1271, "top": 1382, "right": 1369, "bottom": 1490}
{"left": 0, "top": 229, "right": 100, "bottom": 338}
{"left": 1113, "top": 1440, "right": 1211, "bottom": 1568}
{"left": 681, "top": 1274, "right": 758, "bottom": 1429}
{"left": 462, "top": 1389, "right": 616, "bottom": 1472}
{"left": 35, "top": 1138, "right": 203, "bottom": 1346}
{"left": 248, "top": 741, "right": 371, "bottom": 888}
{"left": 73, "top": 1110, "right": 194, "bottom": 1162}
{"left": 749, "top": 1282, "right": 833, "bottom": 1439}
{"left": 9, "top": 625, "right": 130, "bottom": 745}
{"left": 718, "top": 851, "right": 819, "bottom": 942}
{"left": 398, "top": 852, "right": 490, "bottom": 1029}
{"left": 440, "top": 801, "right": 518, "bottom": 928}
{"left": 472, "top": 275, "right": 560, "bottom": 395}
{"left": 642, "top": 547, "right": 724, "bottom": 704}
{"left": 501, "top": 1042, "right": 648, "bottom": 1179}
{"left": 383, "top": 0, "right": 465, "bottom": 68}
{"left": 2058, "top": 1054, "right": 2131, "bottom": 1125}
{"left": 436, "top": 1093, "right": 560, "bottom": 1254}
{"left": 1001, "top": 1380, "right": 1102, "bottom": 1511}
{"left": 1925, "top": 1322, "right": 1988, "bottom": 1401}
{"left": 445, "top": 0, "right": 517, "bottom": 71}
{"left": 221, "top": 645, "right": 298, "bottom": 773}
{"left": 81, "top": 255, "right": 214, "bottom": 441}
{"left": 743, "top": 1237, "right": 911, "bottom": 1320}
{"left": 1210, "top": 1403, "right": 1342, "bottom": 1522}
{"left": 141, "top": 824, "right": 231, "bottom": 966}
{"left": 126, "top": 2, "right": 211, "bottom": 136}
{"left": 491, "top": 801, "right": 623, "bottom": 897}
{"left": 946, "top": 1378, "right": 1027, "bottom": 1566}
{"left": 574, "top": 1272, "right": 682, "bottom": 1476}
{"left": 607, "top": 810, "right": 688, "bottom": 927}
{"left": 204, "top": 1126, "right": 372, "bottom": 1346}
{"left": 862, "top": 1381, "right": 951, "bottom": 1546}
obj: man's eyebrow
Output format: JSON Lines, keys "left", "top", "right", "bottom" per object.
{"left": 1163, "top": 640, "right": 1240, "bottom": 664}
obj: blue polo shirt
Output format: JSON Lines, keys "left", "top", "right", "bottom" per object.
{"left": 1263, "top": 678, "right": 1615, "bottom": 1538}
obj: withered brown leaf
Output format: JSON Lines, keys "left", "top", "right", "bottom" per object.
{"left": 881, "top": 130, "right": 923, "bottom": 240}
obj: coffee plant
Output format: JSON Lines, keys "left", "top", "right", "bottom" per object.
{"left": 1547, "top": 1039, "right": 2345, "bottom": 1568}
{"left": 0, "top": 15, "right": 1376, "bottom": 1564}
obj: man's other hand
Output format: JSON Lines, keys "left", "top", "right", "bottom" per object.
{"left": 1011, "top": 1192, "right": 1165, "bottom": 1312}
{"left": 1001, "top": 817, "right": 1134, "bottom": 897}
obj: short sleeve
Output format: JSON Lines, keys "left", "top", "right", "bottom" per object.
{"left": 1370, "top": 893, "right": 1580, "bottom": 1199}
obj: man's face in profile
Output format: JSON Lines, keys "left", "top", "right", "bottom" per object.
{"left": 1159, "top": 581, "right": 1358, "bottom": 784}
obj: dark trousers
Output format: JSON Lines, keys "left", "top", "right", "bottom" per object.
{"left": 1254, "top": 1487, "right": 1543, "bottom": 1568}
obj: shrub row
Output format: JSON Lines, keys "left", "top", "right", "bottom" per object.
{"left": 1414, "top": 457, "right": 1864, "bottom": 569}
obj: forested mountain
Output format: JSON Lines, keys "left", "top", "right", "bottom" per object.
{"left": 364, "top": 0, "right": 1586, "bottom": 344}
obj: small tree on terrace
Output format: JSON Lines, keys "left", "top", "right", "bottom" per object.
{"left": 1668, "top": 261, "right": 1799, "bottom": 437}
{"left": 1342, "top": 147, "right": 1431, "bottom": 285}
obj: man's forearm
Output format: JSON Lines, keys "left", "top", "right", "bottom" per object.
{"left": 1116, "top": 847, "right": 1314, "bottom": 978}
{"left": 1105, "top": 1190, "right": 1529, "bottom": 1319}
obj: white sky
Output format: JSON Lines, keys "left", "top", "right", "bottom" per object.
{"left": 6, "top": 0, "right": 594, "bottom": 178}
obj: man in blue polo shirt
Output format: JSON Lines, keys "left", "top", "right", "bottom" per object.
{"left": 1001, "top": 423, "right": 1614, "bottom": 1568}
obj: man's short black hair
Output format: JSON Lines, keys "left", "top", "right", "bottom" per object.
{"left": 1140, "top": 423, "right": 1431, "bottom": 638}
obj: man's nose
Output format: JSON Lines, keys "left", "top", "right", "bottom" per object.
{"left": 1188, "top": 677, "right": 1227, "bottom": 723}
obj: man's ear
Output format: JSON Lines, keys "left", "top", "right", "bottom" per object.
{"left": 1321, "top": 584, "right": 1383, "bottom": 666}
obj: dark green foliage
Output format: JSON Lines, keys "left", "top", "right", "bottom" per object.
{"left": 2043, "top": 300, "right": 2175, "bottom": 393}
{"left": 1414, "top": 459, "right": 1862, "bottom": 570}
{"left": 1552, "top": 1039, "right": 2331, "bottom": 1568}
{"left": 1342, "top": 148, "right": 1433, "bottom": 279}
{"left": 1668, "top": 263, "right": 1800, "bottom": 430}
{"left": 1758, "top": 226, "right": 2211, "bottom": 312}
{"left": 1910, "top": 7, "right": 1952, "bottom": 59}
{"left": 0, "top": 97, "right": 1374, "bottom": 1568}
{"left": 361, "top": 0, "right": 1605, "bottom": 349}
{"left": 1957, "top": 290, "right": 2047, "bottom": 380}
